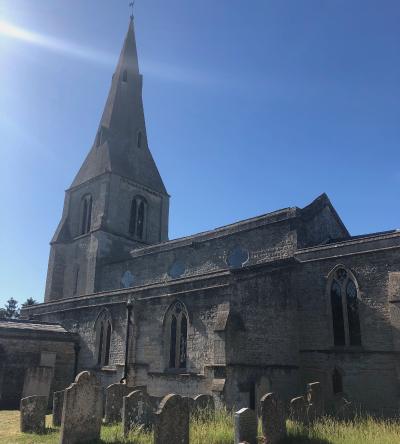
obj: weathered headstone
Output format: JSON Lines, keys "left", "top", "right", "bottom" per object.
{"left": 22, "top": 367, "right": 54, "bottom": 402}
{"left": 306, "top": 382, "right": 324, "bottom": 421}
{"left": 192, "top": 394, "right": 215, "bottom": 415}
{"left": 234, "top": 407, "right": 257, "bottom": 444}
{"left": 289, "top": 396, "right": 307, "bottom": 424}
{"left": 52, "top": 390, "right": 65, "bottom": 427}
{"left": 260, "top": 392, "right": 286, "bottom": 444}
{"left": 122, "top": 390, "right": 153, "bottom": 436}
{"left": 105, "top": 382, "right": 131, "bottom": 423}
{"left": 20, "top": 395, "right": 47, "bottom": 434}
{"left": 182, "top": 396, "right": 195, "bottom": 414}
{"left": 154, "top": 394, "right": 189, "bottom": 444}
{"left": 60, "top": 371, "right": 103, "bottom": 444}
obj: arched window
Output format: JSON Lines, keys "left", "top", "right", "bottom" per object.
{"left": 129, "top": 199, "right": 137, "bottom": 235}
{"left": 129, "top": 196, "right": 147, "bottom": 240}
{"left": 346, "top": 280, "right": 361, "bottom": 346}
{"left": 332, "top": 368, "right": 343, "bottom": 394}
{"left": 95, "top": 309, "right": 112, "bottom": 367}
{"left": 137, "top": 131, "right": 142, "bottom": 148}
{"left": 80, "top": 194, "right": 92, "bottom": 235}
{"left": 328, "top": 267, "right": 362, "bottom": 347}
{"left": 122, "top": 70, "right": 128, "bottom": 82}
{"left": 331, "top": 280, "right": 345, "bottom": 346}
{"left": 164, "top": 301, "right": 188, "bottom": 370}
{"left": 73, "top": 266, "right": 80, "bottom": 296}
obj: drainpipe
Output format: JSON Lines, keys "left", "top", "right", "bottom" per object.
{"left": 121, "top": 297, "right": 134, "bottom": 383}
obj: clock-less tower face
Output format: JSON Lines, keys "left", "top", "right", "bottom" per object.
{"left": 44, "top": 19, "right": 169, "bottom": 302}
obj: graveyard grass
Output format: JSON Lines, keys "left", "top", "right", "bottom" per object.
{"left": 1, "top": 409, "right": 400, "bottom": 444}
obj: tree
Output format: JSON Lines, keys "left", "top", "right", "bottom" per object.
{"left": 4, "top": 298, "right": 20, "bottom": 319}
{"left": 22, "top": 297, "right": 38, "bottom": 307}
{"left": 0, "top": 308, "right": 6, "bottom": 320}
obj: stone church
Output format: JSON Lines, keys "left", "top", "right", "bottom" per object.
{"left": 1, "top": 18, "right": 400, "bottom": 415}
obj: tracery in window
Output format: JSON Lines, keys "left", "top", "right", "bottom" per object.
{"left": 328, "top": 266, "right": 361, "bottom": 347}
{"left": 95, "top": 309, "right": 112, "bottom": 367}
{"left": 165, "top": 301, "right": 188, "bottom": 370}
{"left": 129, "top": 196, "right": 147, "bottom": 240}
{"left": 80, "top": 194, "right": 92, "bottom": 235}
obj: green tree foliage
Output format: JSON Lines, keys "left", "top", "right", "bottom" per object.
{"left": 3, "top": 298, "right": 20, "bottom": 319}
{"left": 22, "top": 297, "right": 38, "bottom": 307}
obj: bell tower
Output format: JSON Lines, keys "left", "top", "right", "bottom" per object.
{"left": 44, "top": 18, "right": 169, "bottom": 302}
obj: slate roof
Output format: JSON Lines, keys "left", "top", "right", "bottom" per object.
{"left": 70, "top": 18, "right": 167, "bottom": 195}
{"left": 0, "top": 319, "right": 72, "bottom": 336}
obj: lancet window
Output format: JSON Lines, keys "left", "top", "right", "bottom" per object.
{"left": 328, "top": 267, "right": 361, "bottom": 347}
{"left": 165, "top": 301, "right": 188, "bottom": 370}
{"left": 80, "top": 194, "right": 92, "bottom": 235}
{"left": 96, "top": 309, "right": 112, "bottom": 367}
{"left": 129, "top": 196, "right": 147, "bottom": 240}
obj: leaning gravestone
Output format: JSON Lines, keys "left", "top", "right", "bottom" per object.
{"left": 192, "top": 394, "right": 215, "bottom": 415}
{"left": 104, "top": 382, "right": 131, "bottom": 423}
{"left": 154, "top": 394, "right": 189, "bottom": 444}
{"left": 289, "top": 396, "right": 307, "bottom": 424}
{"left": 306, "top": 382, "right": 324, "bottom": 421}
{"left": 60, "top": 371, "right": 103, "bottom": 444}
{"left": 260, "top": 392, "right": 286, "bottom": 444}
{"left": 122, "top": 390, "right": 153, "bottom": 436}
{"left": 234, "top": 407, "right": 257, "bottom": 444}
{"left": 20, "top": 395, "right": 47, "bottom": 434}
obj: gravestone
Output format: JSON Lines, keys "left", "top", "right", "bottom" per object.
{"left": 306, "top": 382, "right": 324, "bottom": 421}
{"left": 122, "top": 390, "right": 153, "bottom": 436}
{"left": 183, "top": 396, "right": 195, "bottom": 414}
{"left": 20, "top": 395, "right": 47, "bottom": 434}
{"left": 154, "top": 394, "right": 189, "bottom": 444}
{"left": 105, "top": 382, "right": 131, "bottom": 423}
{"left": 22, "top": 367, "right": 54, "bottom": 402}
{"left": 260, "top": 392, "right": 286, "bottom": 444}
{"left": 234, "top": 407, "right": 257, "bottom": 444}
{"left": 289, "top": 396, "right": 307, "bottom": 424}
{"left": 192, "top": 394, "right": 215, "bottom": 415}
{"left": 60, "top": 371, "right": 103, "bottom": 444}
{"left": 52, "top": 390, "right": 65, "bottom": 427}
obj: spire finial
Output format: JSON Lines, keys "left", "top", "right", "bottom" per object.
{"left": 129, "top": 1, "right": 135, "bottom": 20}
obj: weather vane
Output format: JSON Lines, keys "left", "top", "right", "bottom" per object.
{"left": 129, "top": 1, "right": 135, "bottom": 19}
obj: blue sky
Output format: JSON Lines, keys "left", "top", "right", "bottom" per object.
{"left": 0, "top": 0, "right": 399, "bottom": 307}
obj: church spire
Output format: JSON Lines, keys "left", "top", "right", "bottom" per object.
{"left": 70, "top": 18, "right": 167, "bottom": 195}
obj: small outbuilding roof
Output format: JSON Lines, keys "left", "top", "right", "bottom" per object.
{"left": 0, "top": 319, "right": 77, "bottom": 341}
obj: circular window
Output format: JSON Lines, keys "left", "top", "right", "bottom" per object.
{"left": 121, "top": 270, "right": 135, "bottom": 288}
{"left": 227, "top": 246, "right": 249, "bottom": 268}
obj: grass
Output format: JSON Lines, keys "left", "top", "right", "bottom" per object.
{"left": 1, "top": 409, "right": 400, "bottom": 443}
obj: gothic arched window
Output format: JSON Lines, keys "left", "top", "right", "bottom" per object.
{"left": 95, "top": 309, "right": 112, "bottom": 367}
{"left": 165, "top": 301, "right": 188, "bottom": 370}
{"left": 129, "top": 196, "right": 147, "bottom": 240}
{"left": 122, "top": 70, "right": 128, "bottom": 82}
{"left": 80, "top": 194, "right": 92, "bottom": 235}
{"left": 328, "top": 267, "right": 362, "bottom": 347}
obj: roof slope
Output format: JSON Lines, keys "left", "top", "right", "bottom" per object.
{"left": 70, "top": 18, "right": 167, "bottom": 195}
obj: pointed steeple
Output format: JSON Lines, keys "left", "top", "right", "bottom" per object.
{"left": 71, "top": 18, "right": 167, "bottom": 195}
